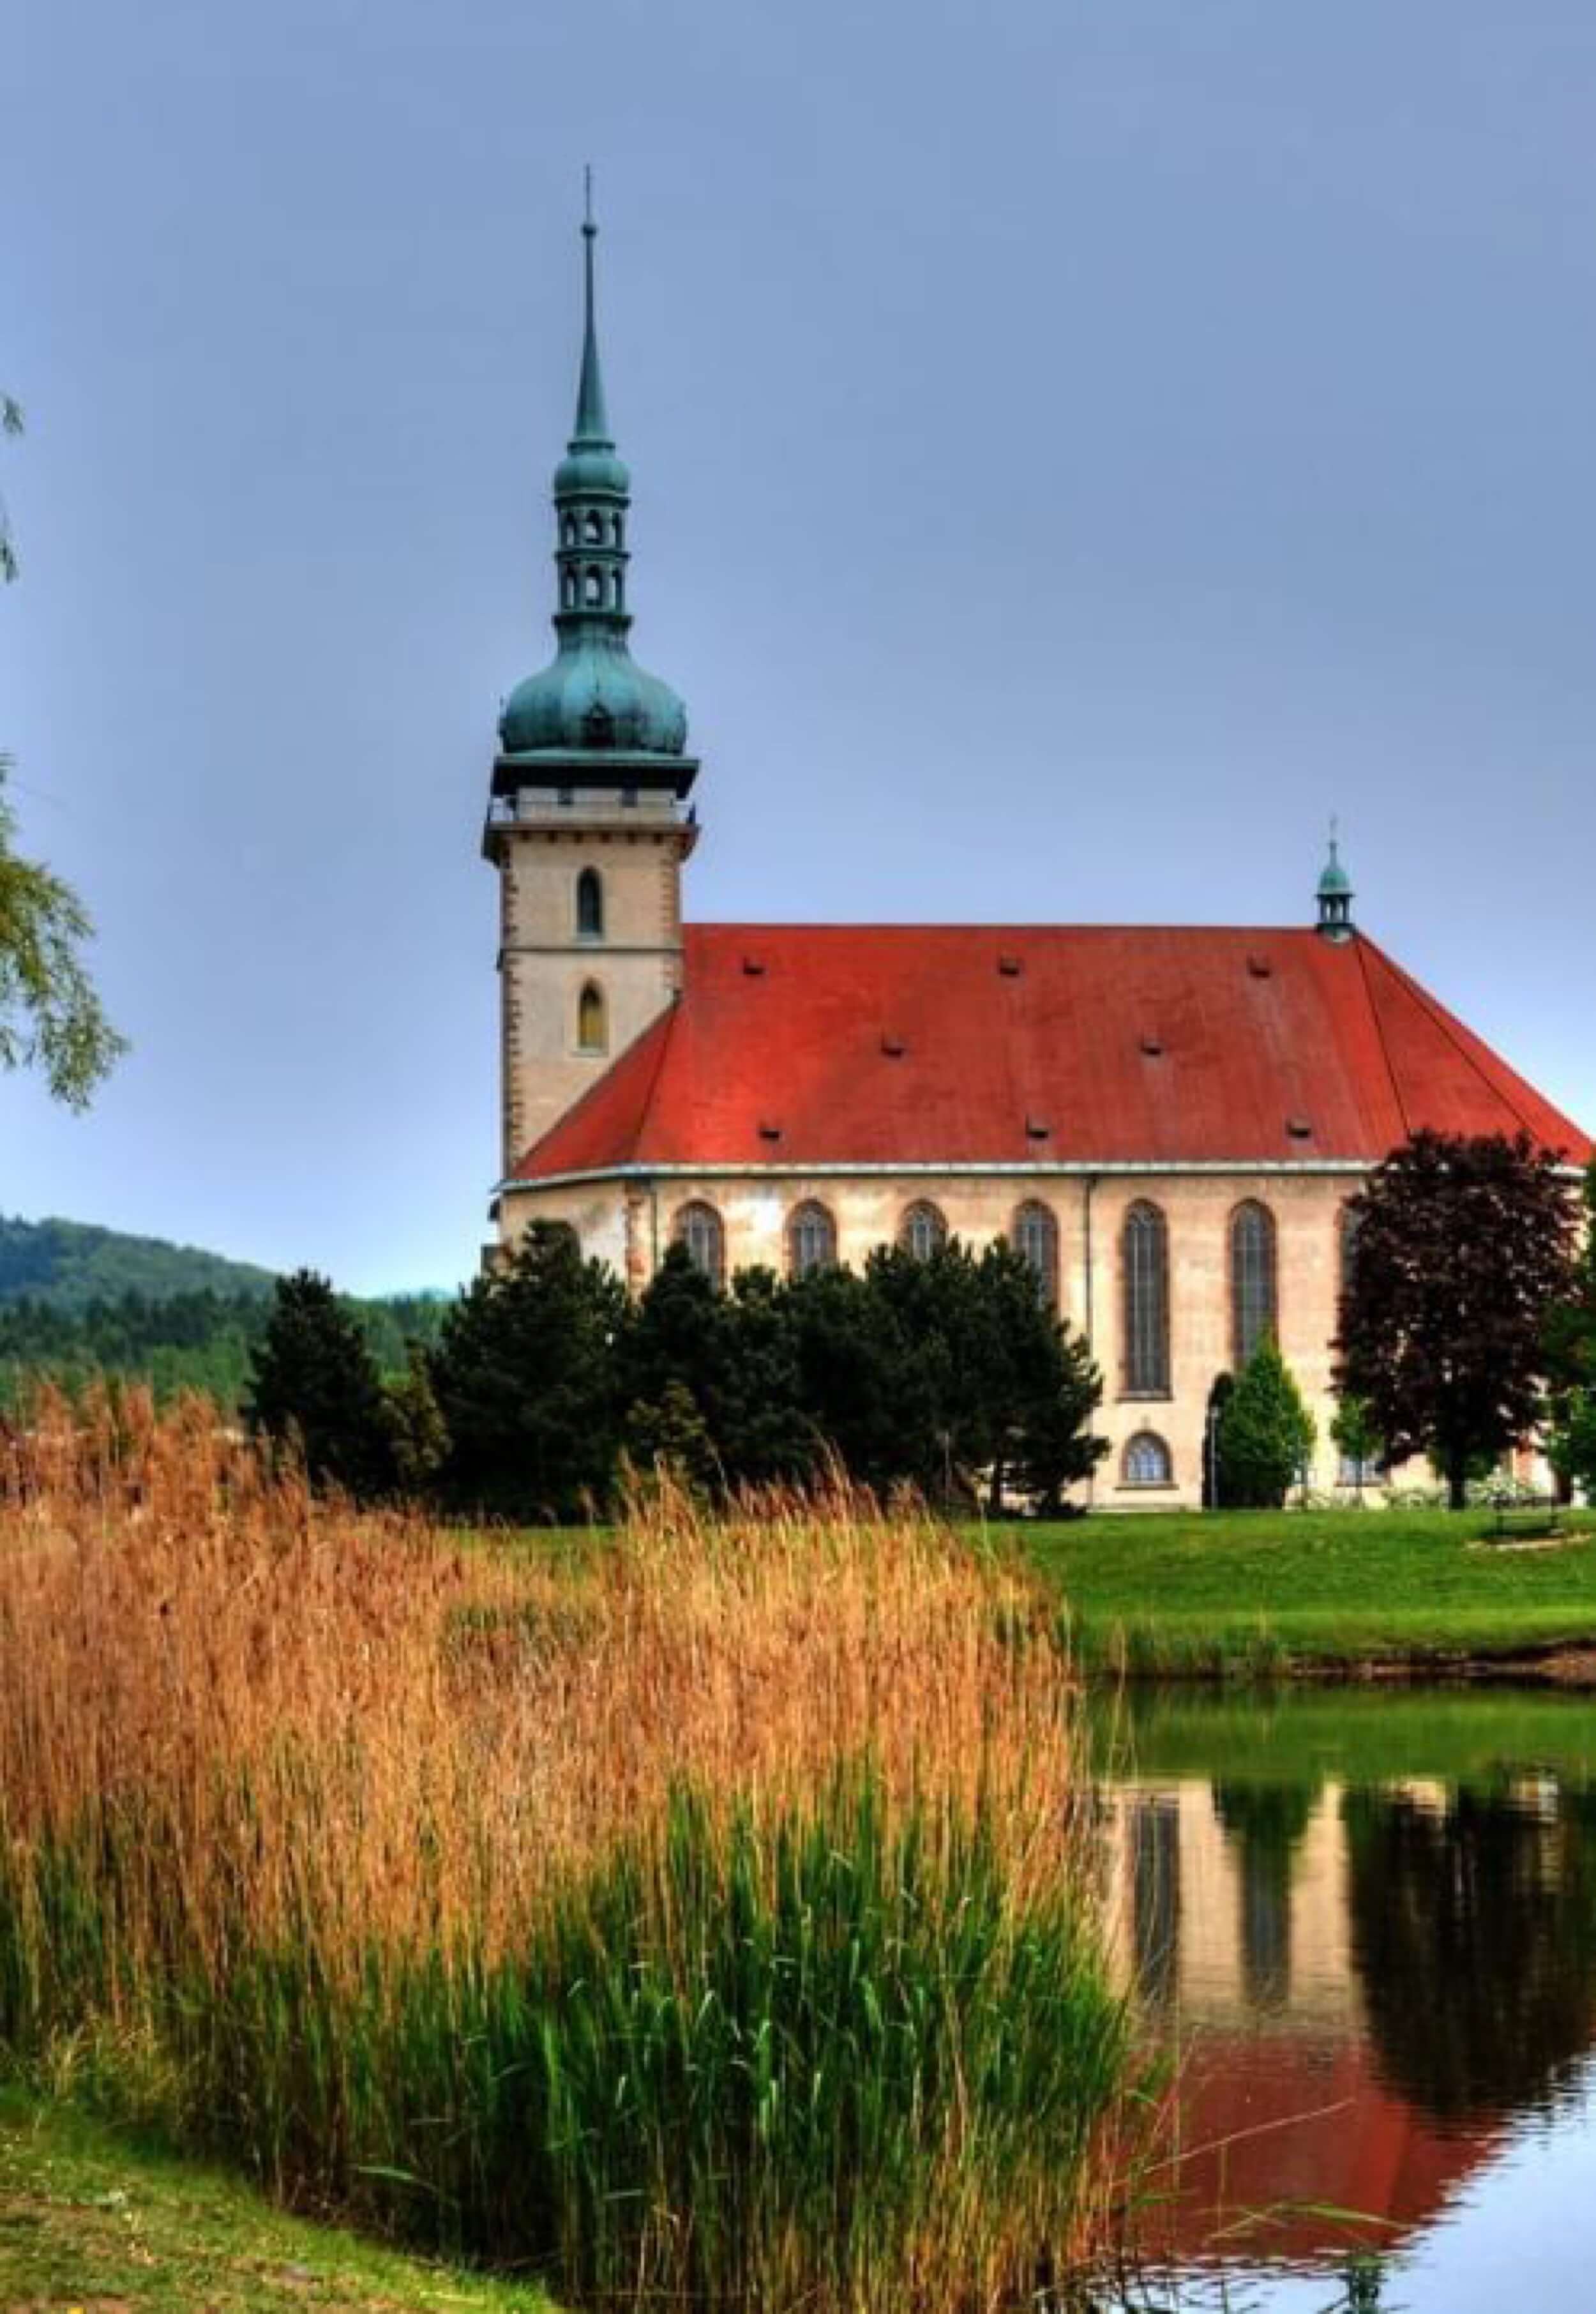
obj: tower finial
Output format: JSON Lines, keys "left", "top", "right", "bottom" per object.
{"left": 573, "top": 167, "right": 610, "bottom": 445}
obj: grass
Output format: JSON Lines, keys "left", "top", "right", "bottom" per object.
{"left": 0, "top": 1388, "right": 1138, "bottom": 2313}
{"left": 1090, "top": 1681, "right": 1596, "bottom": 1787}
{"left": 0, "top": 2088, "right": 555, "bottom": 2312}
{"left": 1018, "top": 1505, "right": 1596, "bottom": 1676}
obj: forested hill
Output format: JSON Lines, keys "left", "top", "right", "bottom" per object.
{"left": 0, "top": 1215, "right": 276, "bottom": 1309}
{"left": 0, "top": 1217, "right": 449, "bottom": 1410}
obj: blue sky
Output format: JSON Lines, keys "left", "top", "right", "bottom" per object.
{"left": 7, "top": 0, "right": 1595, "bottom": 1292}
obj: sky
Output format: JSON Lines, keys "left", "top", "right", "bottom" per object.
{"left": 6, "top": 0, "right": 1596, "bottom": 1294}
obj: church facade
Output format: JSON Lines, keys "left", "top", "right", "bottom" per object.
{"left": 483, "top": 216, "right": 1592, "bottom": 1509}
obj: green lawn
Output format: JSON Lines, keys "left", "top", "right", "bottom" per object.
{"left": 1014, "top": 1506, "right": 1596, "bottom": 1676}
{"left": 0, "top": 2091, "right": 557, "bottom": 2314}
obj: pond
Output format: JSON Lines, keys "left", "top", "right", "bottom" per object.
{"left": 1092, "top": 1685, "right": 1596, "bottom": 2311}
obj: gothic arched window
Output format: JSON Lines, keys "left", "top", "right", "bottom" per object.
{"left": 898, "top": 1201, "right": 947, "bottom": 1261}
{"left": 1230, "top": 1200, "right": 1278, "bottom": 1368}
{"left": 1122, "top": 1201, "right": 1171, "bottom": 1395}
{"left": 788, "top": 1200, "right": 837, "bottom": 1279}
{"left": 674, "top": 1200, "right": 725, "bottom": 1288}
{"left": 1124, "top": 1431, "right": 1173, "bottom": 1487}
{"left": 576, "top": 867, "right": 604, "bottom": 941}
{"left": 577, "top": 981, "right": 608, "bottom": 1054}
{"left": 1012, "top": 1200, "right": 1058, "bottom": 1305}
{"left": 1339, "top": 1201, "right": 1362, "bottom": 1308}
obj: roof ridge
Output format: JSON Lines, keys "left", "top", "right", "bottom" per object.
{"left": 1354, "top": 936, "right": 1414, "bottom": 1144}
{"left": 1360, "top": 936, "right": 1540, "bottom": 1140}
{"left": 515, "top": 1001, "right": 679, "bottom": 1176}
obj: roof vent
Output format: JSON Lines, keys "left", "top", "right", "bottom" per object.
{"left": 880, "top": 1032, "right": 907, "bottom": 1059}
{"left": 758, "top": 1119, "right": 783, "bottom": 1142}
{"left": 997, "top": 954, "right": 1023, "bottom": 978}
{"left": 1247, "top": 954, "right": 1274, "bottom": 980}
{"left": 1286, "top": 1115, "right": 1313, "bottom": 1140}
{"left": 1140, "top": 1033, "right": 1165, "bottom": 1057}
{"left": 742, "top": 955, "right": 766, "bottom": 978}
{"left": 1025, "top": 1117, "right": 1051, "bottom": 1142}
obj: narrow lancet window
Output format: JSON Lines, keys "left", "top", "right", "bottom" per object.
{"left": 675, "top": 1200, "right": 725, "bottom": 1287}
{"left": 898, "top": 1201, "right": 947, "bottom": 1261}
{"left": 576, "top": 867, "right": 605, "bottom": 941}
{"left": 1122, "top": 1201, "right": 1171, "bottom": 1395}
{"left": 788, "top": 1201, "right": 838, "bottom": 1278}
{"left": 1013, "top": 1201, "right": 1058, "bottom": 1305}
{"left": 1230, "top": 1200, "right": 1278, "bottom": 1368}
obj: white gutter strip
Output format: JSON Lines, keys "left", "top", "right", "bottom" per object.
{"left": 493, "top": 1156, "right": 1381, "bottom": 1197}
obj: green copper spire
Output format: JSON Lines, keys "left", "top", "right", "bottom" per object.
{"left": 494, "top": 186, "right": 693, "bottom": 785}
{"left": 573, "top": 167, "right": 611, "bottom": 446}
{"left": 1316, "top": 819, "right": 1355, "bottom": 942}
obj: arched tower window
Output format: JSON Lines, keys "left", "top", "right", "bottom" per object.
{"left": 1230, "top": 1200, "right": 1278, "bottom": 1368}
{"left": 577, "top": 982, "right": 608, "bottom": 1054}
{"left": 1122, "top": 1202, "right": 1171, "bottom": 1395}
{"left": 674, "top": 1200, "right": 725, "bottom": 1287}
{"left": 576, "top": 867, "right": 604, "bottom": 941}
{"left": 562, "top": 513, "right": 578, "bottom": 548}
{"left": 788, "top": 1200, "right": 838, "bottom": 1279}
{"left": 1012, "top": 1201, "right": 1058, "bottom": 1305}
{"left": 562, "top": 569, "right": 577, "bottom": 609}
{"left": 612, "top": 567, "right": 625, "bottom": 610}
{"left": 898, "top": 1201, "right": 947, "bottom": 1261}
{"left": 583, "top": 509, "right": 604, "bottom": 544}
{"left": 610, "top": 511, "right": 624, "bottom": 547}
{"left": 583, "top": 566, "right": 604, "bottom": 607}
{"left": 1124, "top": 1431, "right": 1173, "bottom": 1487}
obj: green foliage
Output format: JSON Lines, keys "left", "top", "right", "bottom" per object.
{"left": 609, "top": 1237, "right": 1106, "bottom": 1511}
{"left": 1547, "top": 1158, "right": 1596, "bottom": 1500}
{"left": 1216, "top": 1336, "right": 1317, "bottom": 1509}
{"left": 1330, "top": 1392, "right": 1384, "bottom": 1493}
{"left": 382, "top": 1342, "right": 450, "bottom": 1494}
{"left": 431, "top": 1223, "right": 629, "bottom": 1520}
{"left": 1337, "top": 1130, "right": 1579, "bottom": 1509}
{"left": 0, "top": 761, "right": 128, "bottom": 1109}
{"left": 245, "top": 1271, "right": 395, "bottom": 1501}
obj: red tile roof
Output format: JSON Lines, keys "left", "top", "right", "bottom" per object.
{"left": 513, "top": 925, "right": 1592, "bottom": 1181}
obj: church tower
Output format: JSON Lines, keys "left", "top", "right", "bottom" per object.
{"left": 485, "top": 193, "right": 698, "bottom": 1188}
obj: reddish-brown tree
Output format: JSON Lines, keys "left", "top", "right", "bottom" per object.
{"left": 1335, "top": 1131, "right": 1579, "bottom": 1509}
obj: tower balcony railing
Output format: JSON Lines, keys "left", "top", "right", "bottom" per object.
{"left": 487, "top": 787, "right": 695, "bottom": 829}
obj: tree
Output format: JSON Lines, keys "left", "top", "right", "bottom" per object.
{"left": 383, "top": 1342, "right": 449, "bottom": 1494}
{"left": 1336, "top": 1131, "right": 1579, "bottom": 1510}
{"left": 1330, "top": 1393, "right": 1384, "bottom": 1502}
{"left": 1216, "top": 1336, "right": 1316, "bottom": 1509}
{"left": 245, "top": 1270, "right": 395, "bottom": 1501}
{"left": 1, "top": 401, "right": 126, "bottom": 1107}
{"left": 431, "top": 1223, "right": 628, "bottom": 1520}
{"left": 1547, "top": 1157, "right": 1596, "bottom": 1502}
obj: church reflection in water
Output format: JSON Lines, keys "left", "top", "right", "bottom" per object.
{"left": 1103, "top": 1761, "right": 1596, "bottom": 2266}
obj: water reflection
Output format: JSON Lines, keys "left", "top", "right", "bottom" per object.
{"left": 1095, "top": 1689, "right": 1596, "bottom": 2304}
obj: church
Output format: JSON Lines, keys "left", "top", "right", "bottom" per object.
{"left": 482, "top": 213, "right": 1592, "bottom": 1509}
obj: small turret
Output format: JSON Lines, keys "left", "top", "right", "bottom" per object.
{"left": 1316, "top": 822, "right": 1355, "bottom": 944}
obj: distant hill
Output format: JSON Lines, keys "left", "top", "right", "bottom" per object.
{"left": 0, "top": 1214, "right": 277, "bottom": 1312}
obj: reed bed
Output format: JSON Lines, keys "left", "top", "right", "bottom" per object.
{"left": 0, "top": 1388, "right": 1137, "bottom": 2310}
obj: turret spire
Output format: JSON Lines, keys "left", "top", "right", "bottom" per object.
{"left": 573, "top": 166, "right": 611, "bottom": 446}
{"left": 1316, "top": 817, "right": 1355, "bottom": 942}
